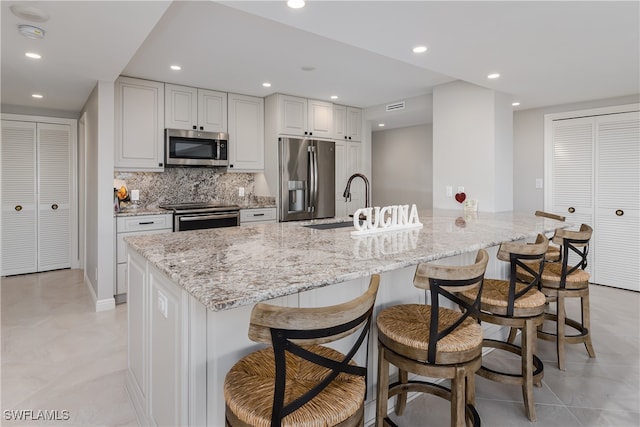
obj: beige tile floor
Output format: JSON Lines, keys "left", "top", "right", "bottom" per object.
{"left": 1, "top": 268, "right": 639, "bottom": 426}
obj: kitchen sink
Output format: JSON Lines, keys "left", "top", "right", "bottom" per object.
{"left": 303, "top": 221, "right": 358, "bottom": 230}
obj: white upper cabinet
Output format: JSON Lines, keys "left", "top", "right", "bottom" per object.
{"left": 277, "top": 94, "right": 333, "bottom": 138}
{"left": 165, "top": 84, "right": 227, "bottom": 133}
{"left": 115, "top": 76, "right": 165, "bottom": 171}
{"left": 227, "top": 93, "right": 264, "bottom": 172}
{"left": 334, "top": 105, "right": 362, "bottom": 142}
{"left": 307, "top": 99, "right": 334, "bottom": 139}
{"left": 346, "top": 107, "right": 362, "bottom": 142}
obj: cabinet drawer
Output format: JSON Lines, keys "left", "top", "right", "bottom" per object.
{"left": 117, "top": 214, "right": 173, "bottom": 232}
{"left": 240, "top": 208, "right": 276, "bottom": 224}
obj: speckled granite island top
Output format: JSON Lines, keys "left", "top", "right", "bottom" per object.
{"left": 125, "top": 209, "right": 565, "bottom": 312}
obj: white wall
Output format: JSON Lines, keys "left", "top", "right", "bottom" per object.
{"left": 513, "top": 94, "right": 640, "bottom": 214}
{"left": 371, "top": 124, "right": 432, "bottom": 209}
{"left": 432, "top": 81, "right": 513, "bottom": 212}
{"left": 81, "top": 81, "right": 116, "bottom": 311}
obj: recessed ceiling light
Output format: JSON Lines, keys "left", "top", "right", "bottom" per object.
{"left": 512, "top": 102, "right": 521, "bottom": 107}
{"left": 487, "top": 73, "right": 500, "bottom": 79}
{"left": 18, "top": 24, "right": 45, "bottom": 39}
{"left": 32, "top": 94, "right": 43, "bottom": 99}
{"left": 262, "top": 82, "right": 272, "bottom": 88}
{"left": 25, "top": 52, "right": 41, "bottom": 59}
{"left": 170, "top": 65, "right": 181, "bottom": 71}
{"left": 330, "top": 95, "right": 338, "bottom": 100}
{"left": 287, "top": 0, "right": 306, "bottom": 9}
{"left": 412, "top": 46, "right": 428, "bottom": 54}
{"left": 378, "top": 123, "right": 385, "bottom": 127}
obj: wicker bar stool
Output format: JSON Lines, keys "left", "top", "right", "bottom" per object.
{"left": 223, "top": 275, "right": 380, "bottom": 427}
{"left": 517, "top": 224, "right": 595, "bottom": 371}
{"left": 459, "top": 234, "right": 549, "bottom": 421}
{"left": 534, "top": 211, "right": 566, "bottom": 262}
{"left": 376, "top": 250, "right": 489, "bottom": 427}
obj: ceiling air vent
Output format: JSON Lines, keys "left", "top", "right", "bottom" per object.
{"left": 386, "top": 101, "right": 405, "bottom": 112}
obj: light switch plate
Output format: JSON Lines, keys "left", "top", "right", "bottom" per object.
{"left": 446, "top": 186, "right": 453, "bottom": 197}
{"left": 535, "top": 178, "right": 543, "bottom": 189}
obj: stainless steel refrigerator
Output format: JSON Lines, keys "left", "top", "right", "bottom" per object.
{"left": 279, "top": 137, "right": 335, "bottom": 221}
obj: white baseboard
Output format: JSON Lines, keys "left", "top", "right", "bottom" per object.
{"left": 84, "top": 272, "right": 116, "bottom": 312}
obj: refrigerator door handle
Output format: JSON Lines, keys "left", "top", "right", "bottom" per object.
{"left": 307, "top": 146, "right": 315, "bottom": 213}
{"left": 312, "top": 145, "right": 318, "bottom": 213}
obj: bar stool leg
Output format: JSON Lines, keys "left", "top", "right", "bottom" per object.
{"left": 507, "top": 327, "right": 518, "bottom": 344}
{"left": 451, "top": 367, "right": 466, "bottom": 427}
{"left": 557, "top": 292, "right": 566, "bottom": 371}
{"left": 522, "top": 319, "right": 536, "bottom": 421}
{"left": 394, "top": 369, "right": 408, "bottom": 415}
{"left": 466, "top": 370, "right": 476, "bottom": 407}
{"left": 582, "top": 292, "right": 596, "bottom": 358}
{"left": 376, "top": 346, "right": 390, "bottom": 427}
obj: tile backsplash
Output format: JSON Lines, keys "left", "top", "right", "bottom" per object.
{"left": 114, "top": 168, "right": 268, "bottom": 208}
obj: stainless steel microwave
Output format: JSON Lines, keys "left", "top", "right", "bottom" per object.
{"left": 165, "top": 129, "right": 229, "bottom": 167}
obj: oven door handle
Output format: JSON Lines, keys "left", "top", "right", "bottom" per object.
{"left": 178, "top": 213, "right": 239, "bottom": 222}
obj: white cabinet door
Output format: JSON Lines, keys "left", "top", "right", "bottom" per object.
{"left": 1, "top": 121, "right": 37, "bottom": 275}
{"left": 279, "top": 94, "right": 307, "bottom": 136}
{"left": 346, "top": 107, "right": 362, "bottom": 142}
{"left": 198, "top": 89, "right": 227, "bottom": 133}
{"left": 37, "top": 123, "right": 71, "bottom": 271}
{"left": 228, "top": 93, "right": 264, "bottom": 171}
{"left": 593, "top": 111, "right": 640, "bottom": 290}
{"left": 333, "top": 105, "right": 347, "bottom": 140}
{"left": 115, "top": 77, "right": 165, "bottom": 171}
{"left": 335, "top": 140, "right": 364, "bottom": 217}
{"left": 307, "top": 99, "right": 334, "bottom": 138}
{"left": 165, "top": 84, "right": 198, "bottom": 130}
{"left": 549, "top": 109, "right": 640, "bottom": 290}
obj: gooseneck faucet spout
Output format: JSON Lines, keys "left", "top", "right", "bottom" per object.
{"left": 343, "top": 173, "right": 370, "bottom": 208}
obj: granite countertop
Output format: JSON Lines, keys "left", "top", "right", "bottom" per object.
{"left": 125, "top": 209, "right": 566, "bottom": 312}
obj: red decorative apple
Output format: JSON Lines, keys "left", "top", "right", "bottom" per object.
{"left": 455, "top": 192, "right": 466, "bottom": 203}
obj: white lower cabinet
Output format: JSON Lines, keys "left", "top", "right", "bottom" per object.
{"left": 239, "top": 207, "right": 276, "bottom": 225}
{"left": 116, "top": 214, "right": 172, "bottom": 297}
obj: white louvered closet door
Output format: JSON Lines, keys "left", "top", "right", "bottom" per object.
{"left": 594, "top": 112, "right": 640, "bottom": 290}
{"left": 1, "top": 121, "right": 38, "bottom": 275}
{"left": 37, "top": 123, "right": 72, "bottom": 271}
{"left": 551, "top": 117, "right": 595, "bottom": 272}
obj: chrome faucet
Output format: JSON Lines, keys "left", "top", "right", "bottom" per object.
{"left": 343, "top": 173, "right": 370, "bottom": 208}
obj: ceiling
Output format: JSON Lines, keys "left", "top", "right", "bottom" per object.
{"left": 2, "top": 1, "right": 639, "bottom": 129}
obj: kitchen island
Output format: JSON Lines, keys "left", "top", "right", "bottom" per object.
{"left": 124, "top": 209, "right": 565, "bottom": 427}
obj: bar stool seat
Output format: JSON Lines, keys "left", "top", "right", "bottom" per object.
{"left": 376, "top": 250, "right": 489, "bottom": 427}
{"left": 225, "top": 345, "right": 365, "bottom": 427}
{"left": 478, "top": 279, "right": 546, "bottom": 311}
{"left": 223, "top": 274, "right": 380, "bottom": 427}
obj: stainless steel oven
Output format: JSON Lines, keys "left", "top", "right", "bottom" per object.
{"left": 159, "top": 203, "right": 240, "bottom": 232}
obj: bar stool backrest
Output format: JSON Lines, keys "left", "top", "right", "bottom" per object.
{"left": 552, "top": 224, "right": 593, "bottom": 286}
{"left": 246, "top": 275, "right": 380, "bottom": 427}
{"left": 413, "top": 249, "right": 489, "bottom": 363}
{"left": 497, "top": 234, "right": 549, "bottom": 316}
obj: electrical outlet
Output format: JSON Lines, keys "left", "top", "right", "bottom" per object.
{"left": 446, "top": 186, "right": 453, "bottom": 197}
{"left": 535, "top": 178, "right": 543, "bottom": 189}
{"left": 238, "top": 187, "right": 245, "bottom": 197}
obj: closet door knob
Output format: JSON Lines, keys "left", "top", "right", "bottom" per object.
{"left": 616, "top": 209, "right": 624, "bottom": 216}
{"left": 14, "top": 205, "right": 22, "bottom": 212}
{"left": 568, "top": 207, "right": 575, "bottom": 213}
{"left": 52, "top": 204, "right": 59, "bottom": 210}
